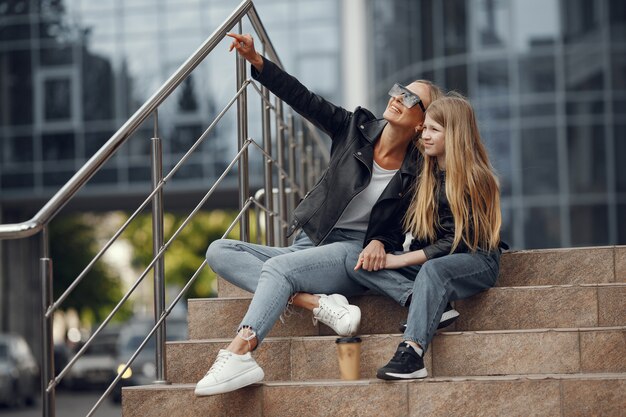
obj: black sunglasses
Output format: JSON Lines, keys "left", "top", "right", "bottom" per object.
{"left": 388, "top": 83, "right": 426, "bottom": 113}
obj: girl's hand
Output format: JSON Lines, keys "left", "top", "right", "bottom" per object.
{"left": 354, "top": 240, "right": 386, "bottom": 271}
{"left": 226, "top": 33, "right": 264, "bottom": 71}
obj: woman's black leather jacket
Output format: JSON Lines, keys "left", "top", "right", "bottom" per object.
{"left": 252, "top": 57, "right": 419, "bottom": 252}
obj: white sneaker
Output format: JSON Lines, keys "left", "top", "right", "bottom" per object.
{"left": 312, "top": 294, "right": 361, "bottom": 337}
{"left": 194, "top": 349, "right": 264, "bottom": 396}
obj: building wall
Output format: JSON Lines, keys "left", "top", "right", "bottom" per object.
{"left": 366, "top": 0, "right": 626, "bottom": 249}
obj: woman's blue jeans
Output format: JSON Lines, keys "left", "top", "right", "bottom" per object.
{"left": 346, "top": 249, "right": 501, "bottom": 352}
{"left": 206, "top": 229, "right": 368, "bottom": 344}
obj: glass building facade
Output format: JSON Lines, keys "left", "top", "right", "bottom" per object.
{"left": 0, "top": 0, "right": 341, "bottom": 207}
{"left": 367, "top": 0, "right": 626, "bottom": 248}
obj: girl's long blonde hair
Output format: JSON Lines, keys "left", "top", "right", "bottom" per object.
{"left": 404, "top": 94, "right": 502, "bottom": 252}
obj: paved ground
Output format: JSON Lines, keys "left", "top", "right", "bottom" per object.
{"left": 0, "top": 389, "right": 120, "bottom": 417}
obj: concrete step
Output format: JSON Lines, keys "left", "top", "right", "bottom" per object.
{"left": 166, "top": 327, "right": 626, "bottom": 384}
{"left": 121, "top": 373, "right": 626, "bottom": 417}
{"left": 216, "top": 245, "right": 626, "bottom": 297}
{"left": 188, "top": 283, "right": 626, "bottom": 339}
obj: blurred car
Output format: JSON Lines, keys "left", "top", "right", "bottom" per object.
{"left": 0, "top": 334, "right": 39, "bottom": 408}
{"left": 64, "top": 329, "right": 119, "bottom": 390}
{"left": 110, "top": 317, "right": 187, "bottom": 402}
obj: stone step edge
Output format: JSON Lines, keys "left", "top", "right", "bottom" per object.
{"left": 198, "top": 281, "right": 626, "bottom": 303}
{"left": 125, "top": 372, "right": 626, "bottom": 393}
{"left": 170, "top": 325, "right": 626, "bottom": 346}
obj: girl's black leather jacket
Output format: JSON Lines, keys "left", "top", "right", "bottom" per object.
{"left": 252, "top": 57, "right": 419, "bottom": 252}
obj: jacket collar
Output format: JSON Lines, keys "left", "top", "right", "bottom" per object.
{"left": 359, "top": 119, "right": 418, "bottom": 177}
{"left": 359, "top": 119, "right": 388, "bottom": 143}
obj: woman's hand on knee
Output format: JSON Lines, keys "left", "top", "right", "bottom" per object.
{"left": 354, "top": 240, "right": 386, "bottom": 271}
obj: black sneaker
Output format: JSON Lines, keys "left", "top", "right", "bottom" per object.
{"left": 398, "top": 303, "right": 460, "bottom": 333}
{"left": 376, "top": 342, "right": 427, "bottom": 380}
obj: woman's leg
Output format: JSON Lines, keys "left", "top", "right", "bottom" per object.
{"left": 205, "top": 231, "right": 313, "bottom": 292}
{"left": 238, "top": 238, "right": 368, "bottom": 345}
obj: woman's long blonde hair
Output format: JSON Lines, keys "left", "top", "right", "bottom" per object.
{"left": 404, "top": 94, "right": 502, "bottom": 252}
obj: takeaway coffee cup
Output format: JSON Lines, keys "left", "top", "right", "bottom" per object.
{"left": 335, "top": 337, "right": 362, "bottom": 380}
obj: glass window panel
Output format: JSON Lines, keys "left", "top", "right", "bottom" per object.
{"left": 0, "top": 19, "right": 30, "bottom": 41}
{"left": 6, "top": 135, "right": 33, "bottom": 164}
{"left": 473, "top": 0, "right": 510, "bottom": 49}
{"left": 89, "top": 168, "right": 118, "bottom": 185}
{"left": 3, "top": 50, "right": 33, "bottom": 126}
{"left": 297, "top": 24, "right": 338, "bottom": 51}
{"left": 443, "top": 0, "right": 467, "bottom": 56}
{"left": 0, "top": 1, "right": 31, "bottom": 16}
{"left": 521, "top": 127, "right": 559, "bottom": 195}
{"left": 523, "top": 206, "right": 561, "bottom": 249}
{"left": 612, "top": 50, "right": 626, "bottom": 91}
{"left": 520, "top": 100, "right": 556, "bottom": 118}
{"left": 477, "top": 59, "right": 509, "bottom": 97}
{"left": 563, "top": 0, "right": 601, "bottom": 45}
{"left": 42, "top": 132, "right": 75, "bottom": 161}
{"left": 296, "top": 0, "right": 337, "bottom": 21}
{"left": 482, "top": 129, "right": 512, "bottom": 197}
{"left": 1, "top": 172, "right": 34, "bottom": 189}
{"left": 614, "top": 98, "right": 626, "bottom": 115}
{"left": 609, "top": 0, "right": 626, "bottom": 39}
{"left": 511, "top": 0, "right": 559, "bottom": 52}
{"left": 615, "top": 123, "right": 626, "bottom": 193}
{"left": 123, "top": 10, "right": 158, "bottom": 35}
{"left": 80, "top": 12, "right": 117, "bottom": 38}
{"left": 565, "top": 98, "right": 604, "bottom": 117}
{"left": 129, "top": 165, "right": 151, "bottom": 183}
{"left": 618, "top": 204, "right": 626, "bottom": 245}
{"left": 445, "top": 64, "right": 468, "bottom": 96}
{"left": 40, "top": 45, "right": 73, "bottom": 66}
{"left": 42, "top": 169, "right": 73, "bottom": 187}
{"left": 171, "top": 124, "right": 203, "bottom": 155}
{"left": 567, "top": 124, "right": 606, "bottom": 194}
{"left": 44, "top": 78, "right": 72, "bottom": 121}
{"left": 474, "top": 100, "right": 511, "bottom": 123}
{"left": 519, "top": 54, "right": 555, "bottom": 92}
{"left": 570, "top": 205, "right": 609, "bottom": 246}
{"left": 122, "top": 39, "right": 161, "bottom": 114}
{"left": 420, "top": 0, "right": 434, "bottom": 61}
{"left": 564, "top": 51, "right": 604, "bottom": 92}
{"left": 500, "top": 206, "right": 514, "bottom": 248}
{"left": 82, "top": 49, "right": 115, "bottom": 122}
{"left": 298, "top": 55, "right": 337, "bottom": 99}
{"left": 166, "top": 7, "right": 201, "bottom": 33}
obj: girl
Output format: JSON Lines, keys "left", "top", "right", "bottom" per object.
{"left": 348, "top": 94, "right": 505, "bottom": 379}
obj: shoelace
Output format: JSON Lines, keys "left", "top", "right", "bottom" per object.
{"left": 205, "top": 350, "right": 232, "bottom": 376}
{"left": 312, "top": 299, "right": 343, "bottom": 327}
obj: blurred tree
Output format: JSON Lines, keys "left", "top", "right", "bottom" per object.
{"left": 50, "top": 214, "right": 131, "bottom": 325}
{"left": 121, "top": 210, "right": 256, "bottom": 299}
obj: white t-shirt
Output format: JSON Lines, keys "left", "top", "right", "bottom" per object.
{"left": 334, "top": 160, "right": 398, "bottom": 231}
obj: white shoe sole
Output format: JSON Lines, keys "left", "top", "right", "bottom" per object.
{"left": 194, "top": 366, "right": 264, "bottom": 396}
{"left": 379, "top": 368, "right": 428, "bottom": 380}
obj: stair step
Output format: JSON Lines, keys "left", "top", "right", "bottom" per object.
{"left": 166, "top": 327, "right": 626, "bottom": 384}
{"left": 121, "top": 373, "right": 626, "bottom": 417}
{"left": 217, "top": 246, "right": 626, "bottom": 297}
{"left": 188, "top": 283, "right": 626, "bottom": 339}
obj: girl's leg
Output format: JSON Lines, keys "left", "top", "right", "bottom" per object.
{"left": 403, "top": 250, "right": 501, "bottom": 352}
{"left": 376, "top": 250, "right": 500, "bottom": 381}
{"left": 205, "top": 231, "right": 313, "bottom": 292}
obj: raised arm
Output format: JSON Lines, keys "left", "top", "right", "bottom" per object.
{"left": 227, "top": 33, "right": 351, "bottom": 139}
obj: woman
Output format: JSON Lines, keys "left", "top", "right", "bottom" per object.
{"left": 347, "top": 94, "right": 505, "bottom": 380}
{"left": 195, "top": 33, "right": 442, "bottom": 396}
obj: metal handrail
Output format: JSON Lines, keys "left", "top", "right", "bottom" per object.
{"left": 0, "top": 0, "right": 270, "bottom": 241}
{"left": 0, "top": 1, "right": 331, "bottom": 416}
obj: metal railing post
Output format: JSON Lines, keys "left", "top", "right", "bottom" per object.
{"left": 287, "top": 114, "right": 298, "bottom": 211}
{"left": 297, "top": 129, "right": 306, "bottom": 196}
{"left": 275, "top": 99, "right": 288, "bottom": 246}
{"left": 41, "top": 227, "right": 55, "bottom": 417}
{"left": 151, "top": 110, "right": 168, "bottom": 384}
{"left": 261, "top": 53, "right": 275, "bottom": 245}
{"left": 236, "top": 22, "right": 250, "bottom": 242}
